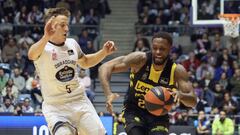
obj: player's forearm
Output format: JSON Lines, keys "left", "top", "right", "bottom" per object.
{"left": 79, "top": 49, "right": 107, "bottom": 69}
{"left": 179, "top": 90, "right": 197, "bottom": 107}
{"left": 28, "top": 35, "right": 49, "bottom": 60}
{"left": 99, "top": 64, "right": 113, "bottom": 96}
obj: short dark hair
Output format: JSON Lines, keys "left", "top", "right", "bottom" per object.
{"left": 152, "top": 32, "right": 172, "bottom": 46}
{"left": 44, "top": 7, "right": 70, "bottom": 22}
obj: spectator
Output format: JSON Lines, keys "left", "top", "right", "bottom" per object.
{"left": 132, "top": 37, "right": 150, "bottom": 52}
{"left": 211, "top": 107, "right": 220, "bottom": 120}
{"left": 79, "top": 29, "right": 90, "bottom": 51}
{"left": 56, "top": 0, "right": 70, "bottom": 10}
{"left": 71, "top": 10, "right": 85, "bottom": 25}
{"left": 182, "top": 52, "right": 201, "bottom": 72}
{"left": 2, "top": 86, "right": 15, "bottom": 103}
{"left": 2, "top": 79, "right": 19, "bottom": 101}
{"left": 195, "top": 59, "right": 214, "bottom": 81}
{"left": 195, "top": 33, "right": 211, "bottom": 59}
{"left": 18, "top": 31, "right": 34, "bottom": 46}
{"left": 216, "top": 48, "right": 233, "bottom": 68}
{"left": 18, "top": 41, "right": 30, "bottom": 58}
{"left": 14, "top": 5, "right": 28, "bottom": 24}
{"left": 84, "top": 8, "right": 99, "bottom": 39}
{"left": 212, "top": 83, "right": 225, "bottom": 108}
{"left": 84, "top": 41, "right": 101, "bottom": 81}
{"left": 211, "top": 40, "right": 223, "bottom": 57}
{"left": 84, "top": 8, "right": 99, "bottom": 25}
{"left": 218, "top": 72, "right": 230, "bottom": 90}
{"left": 13, "top": 103, "right": 23, "bottom": 116}
{"left": 25, "top": 72, "right": 35, "bottom": 91}
{"left": 2, "top": 37, "right": 19, "bottom": 63}
{"left": 212, "top": 110, "right": 234, "bottom": 135}
{"left": 220, "top": 92, "right": 238, "bottom": 115}
{"left": 175, "top": 111, "right": 193, "bottom": 126}
{"left": 11, "top": 67, "right": 26, "bottom": 93}
{"left": 193, "top": 80, "right": 208, "bottom": 112}
{"left": 85, "top": 40, "right": 96, "bottom": 54}
{"left": 214, "top": 61, "right": 233, "bottom": 81}
{"left": 2, "top": 0, "right": 16, "bottom": 23}
{"left": 152, "top": 16, "right": 163, "bottom": 34}
{"left": 97, "top": 0, "right": 111, "bottom": 18}
{"left": 27, "top": 5, "right": 43, "bottom": 24}
{"left": 30, "top": 79, "right": 42, "bottom": 108}
{"left": 0, "top": 97, "right": 14, "bottom": 113}
{"left": 9, "top": 52, "right": 26, "bottom": 72}
{"left": 229, "top": 68, "right": 240, "bottom": 97}
{"left": 0, "top": 68, "right": 8, "bottom": 91}
{"left": 199, "top": 71, "right": 215, "bottom": 90}
{"left": 194, "top": 111, "right": 211, "bottom": 135}
{"left": 21, "top": 97, "right": 34, "bottom": 113}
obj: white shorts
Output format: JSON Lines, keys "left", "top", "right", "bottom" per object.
{"left": 42, "top": 92, "right": 105, "bottom": 135}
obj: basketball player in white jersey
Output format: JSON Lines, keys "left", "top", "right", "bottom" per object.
{"left": 28, "top": 8, "right": 116, "bottom": 135}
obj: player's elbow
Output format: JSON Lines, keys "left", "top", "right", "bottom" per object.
{"left": 188, "top": 96, "right": 197, "bottom": 107}
{"left": 191, "top": 97, "right": 197, "bottom": 107}
{"left": 28, "top": 51, "right": 37, "bottom": 61}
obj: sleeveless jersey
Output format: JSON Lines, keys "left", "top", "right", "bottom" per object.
{"left": 34, "top": 38, "right": 85, "bottom": 104}
{"left": 124, "top": 52, "right": 177, "bottom": 110}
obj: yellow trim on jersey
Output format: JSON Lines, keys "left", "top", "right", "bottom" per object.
{"left": 149, "top": 64, "right": 162, "bottom": 83}
{"left": 169, "top": 63, "right": 177, "bottom": 85}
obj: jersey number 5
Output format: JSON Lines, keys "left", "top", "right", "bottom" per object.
{"left": 66, "top": 85, "right": 72, "bottom": 93}
{"left": 138, "top": 98, "right": 145, "bottom": 109}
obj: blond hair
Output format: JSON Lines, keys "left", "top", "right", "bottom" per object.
{"left": 44, "top": 7, "right": 70, "bottom": 22}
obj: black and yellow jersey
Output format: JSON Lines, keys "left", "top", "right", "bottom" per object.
{"left": 124, "top": 51, "right": 177, "bottom": 110}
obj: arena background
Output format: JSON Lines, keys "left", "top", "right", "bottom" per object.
{"left": 0, "top": 0, "right": 240, "bottom": 134}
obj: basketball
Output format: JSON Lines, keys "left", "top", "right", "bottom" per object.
{"left": 144, "top": 86, "right": 174, "bottom": 116}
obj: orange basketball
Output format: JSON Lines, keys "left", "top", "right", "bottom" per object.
{"left": 144, "top": 86, "right": 174, "bottom": 116}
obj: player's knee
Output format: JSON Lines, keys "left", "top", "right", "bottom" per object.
{"left": 54, "top": 126, "right": 76, "bottom": 135}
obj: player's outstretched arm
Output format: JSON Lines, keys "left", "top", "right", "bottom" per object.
{"left": 99, "top": 52, "right": 146, "bottom": 114}
{"left": 77, "top": 41, "right": 116, "bottom": 69}
{"left": 175, "top": 64, "right": 197, "bottom": 107}
{"left": 28, "top": 17, "right": 56, "bottom": 60}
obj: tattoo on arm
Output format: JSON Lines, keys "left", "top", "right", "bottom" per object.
{"left": 123, "top": 52, "right": 146, "bottom": 68}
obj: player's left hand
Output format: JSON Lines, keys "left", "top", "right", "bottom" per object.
{"left": 169, "top": 89, "right": 180, "bottom": 104}
{"left": 106, "top": 93, "right": 120, "bottom": 115}
{"left": 102, "top": 41, "right": 117, "bottom": 56}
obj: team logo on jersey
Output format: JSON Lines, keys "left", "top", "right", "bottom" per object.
{"left": 68, "top": 50, "right": 74, "bottom": 55}
{"left": 55, "top": 66, "right": 75, "bottom": 82}
{"left": 135, "top": 80, "right": 153, "bottom": 93}
{"left": 52, "top": 49, "right": 57, "bottom": 60}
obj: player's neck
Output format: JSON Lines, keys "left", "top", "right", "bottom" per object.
{"left": 153, "top": 61, "right": 167, "bottom": 71}
{"left": 49, "top": 38, "right": 65, "bottom": 46}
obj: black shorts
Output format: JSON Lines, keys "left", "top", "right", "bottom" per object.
{"left": 122, "top": 104, "right": 169, "bottom": 135}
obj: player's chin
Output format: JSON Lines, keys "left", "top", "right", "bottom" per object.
{"left": 153, "top": 59, "right": 164, "bottom": 65}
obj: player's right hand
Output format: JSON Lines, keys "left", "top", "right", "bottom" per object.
{"left": 106, "top": 93, "right": 120, "bottom": 115}
{"left": 44, "top": 16, "right": 56, "bottom": 38}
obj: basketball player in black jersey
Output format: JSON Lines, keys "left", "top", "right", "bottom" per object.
{"left": 99, "top": 32, "right": 197, "bottom": 135}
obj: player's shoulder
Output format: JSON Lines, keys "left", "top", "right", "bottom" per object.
{"left": 174, "top": 64, "right": 188, "bottom": 79}
{"left": 175, "top": 64, "right": 186, "bottom": 72}
{"left": 66, "top": 38, "right": 77, "bottom": 43}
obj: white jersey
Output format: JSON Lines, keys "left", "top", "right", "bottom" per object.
{"left": 34, "top": 38, "right": 85, "bottom": 104}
